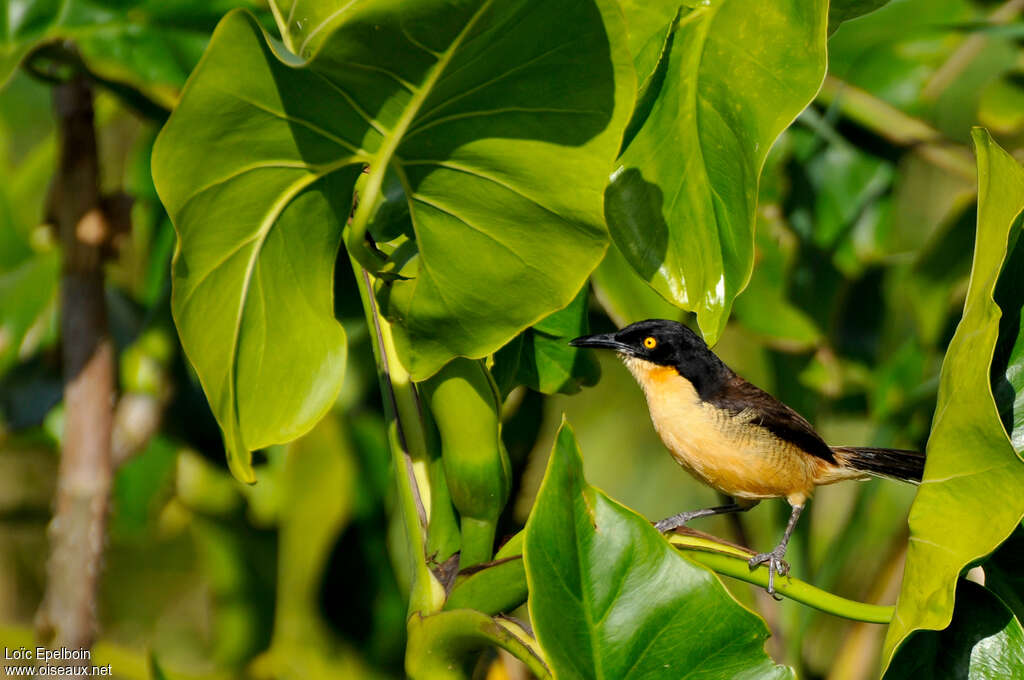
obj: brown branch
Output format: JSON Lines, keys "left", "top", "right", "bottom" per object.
{"left": 35, "top": 74, "right": 115, "bottom": 659}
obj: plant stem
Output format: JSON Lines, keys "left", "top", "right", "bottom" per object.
{"left": 668, "top": 533, "right": 894, "bottom": 624}
{"left": 351, "top": 261, "right": 445, "bottom": 615}
{"left": 816, "top": 76, "right": 976, "bottom": 182}
{"left": 36, "top": 75, "right": 115, "bottom": 655}
{"left": 406, "top": 610, "right": 550, "bottom": 680}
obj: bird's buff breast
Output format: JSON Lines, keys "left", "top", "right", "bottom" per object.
{"left": 621, "top": 357, "right": 816, "bottom": 502}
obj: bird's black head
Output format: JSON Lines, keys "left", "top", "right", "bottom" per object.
{"left": 570, "top": 319, "right": 727, "bottom": 394}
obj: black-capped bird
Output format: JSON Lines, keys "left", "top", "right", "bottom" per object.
{"left": 570, "top": 319, "right": 924, "bottom": 594}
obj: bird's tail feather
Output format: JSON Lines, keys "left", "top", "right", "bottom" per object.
{"left": 832, "top": 446, "right": 925, "bottom": 484}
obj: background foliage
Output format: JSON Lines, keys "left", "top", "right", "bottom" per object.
{"left": 1, "top": 0, "right": 1024, "bottom": 678}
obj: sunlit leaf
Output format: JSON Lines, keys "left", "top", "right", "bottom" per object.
{"left": 153, "top": 11, "right": 353, "bottom": 481}
{"left": 882, "top": 129, "right": 1024, "bottom": 668}
{"left": 524, "top": 420, "right": 792, "bottom": 680}
{"left": 155, "top": 1, "right": 635, "bottom": 480}
{"left": 606, "top": 0, "right": 827, "bottom": 345}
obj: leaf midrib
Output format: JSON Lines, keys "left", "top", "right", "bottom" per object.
{"left": 225, "top": 154, "right": 362, "bottom": 450}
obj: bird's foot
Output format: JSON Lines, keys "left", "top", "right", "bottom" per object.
{"left": 748, "top": 547, "right": 790, "bottom": 599}
{"left": 653, "top": 517, "right": 681, "bottom": 532}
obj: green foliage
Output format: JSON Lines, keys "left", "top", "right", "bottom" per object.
{"left": 605, "top": 0, "right": 827, "bottom": 345}
{"left": 492, "top": 287, "right": 601, "bottom": 396}
{"left": 524, "top": 421, "right": 792, "bottom": 679}
{"left": 4, "top": 0, "right": 1024, "bottom": 678}
{"left": 153, "top": 0, "right": 636, "bottom": 477}
{"left": 421, "top": 358, "right": 509, "bottom": 567}
{"left": 883, "top": 130, "right": 1024, "bottom": 666}
{"left": 0, "top": 0, "right": 261, "bottom": 105}
{"left": 887, "top": 581, "right": 1024, "bottom": 679}
{"left": 827, "top": 1, "right": 892, "bottom": 34}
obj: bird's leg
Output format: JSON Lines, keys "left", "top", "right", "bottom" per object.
{"left": 748, "top": 503, "right": 804, "bottom": 597}
{"left": 653, "top": 502, "right": 756, "bottom": 533}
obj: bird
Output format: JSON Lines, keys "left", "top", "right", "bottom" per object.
{"left": 569, "top": 319, "right": 925, "bottom": 595}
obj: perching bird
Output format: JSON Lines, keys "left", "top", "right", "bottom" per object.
{"left": 570, "top": 319, "right": 924, "bottom": 594}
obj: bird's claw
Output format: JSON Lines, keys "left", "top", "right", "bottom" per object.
{"left": 653, "top": 518, "right": 677, "bottom": 533}
{"left": 748, "top": 549, "right": 790, "bottom": 597}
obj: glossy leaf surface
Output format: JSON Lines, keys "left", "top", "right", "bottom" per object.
{"left": 606, "top": 0, "right": 827, "bottom": 345}
{"left": 886, "top": 582, "right": 1024, "bottom": 680}
{"left": 523, "top": 420, "right": 791, "bottom": 680}
{"left": 154, "top": 0, "right": 632, "bottom": 471}
{"left": 882, "top": 129, "right": 1024, "bottom": 666}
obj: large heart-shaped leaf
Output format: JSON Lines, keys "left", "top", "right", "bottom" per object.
{"left": 153, "top": 1, "right": 633, "bottom": 479}
{"left": 524, "top": 420, "right": 792, "bottom": 680}
{"left": 366, "top": 0, "right": 634, "bottom": 379}
{"left": 152, "top": 11, "right": 355, "bottom": 481}
{"left": 0, "top": 1, "right": 262, "bottom": 105}
{"left": 606, "top": 0, "right": 827, "bottom": 346}
{"left": 882, "top": 129, "right": 1024, "bottom": 667}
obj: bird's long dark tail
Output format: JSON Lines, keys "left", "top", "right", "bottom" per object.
{"left": 832, "top": 447, "right": 925, "bottom": 483}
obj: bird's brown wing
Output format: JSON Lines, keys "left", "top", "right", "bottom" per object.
{"left": 710, "top": 375, "right": 837, "bottom": 464}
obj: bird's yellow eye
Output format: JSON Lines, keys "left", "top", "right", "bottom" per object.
{"left": 643, "top": 336, "right": 657, "bottom": 349}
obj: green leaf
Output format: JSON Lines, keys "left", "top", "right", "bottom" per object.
{"left": 606, "top": 0, "right": 827, "bottom": 346}
{"left": 406, "top": 609, "right": 549, "bottom": 680}
{"left": 590, "top": 238, "right": 685, "bottom": 326}
{"left": 827, "top": 1, "right": 892, "bottom": 34}
{"left": 614, "top": 0, "right": 677, "bottom": 88}
{"left": 992, "top": 213, "right": 1024, "bottom": 455}
{"left": 732, "top": 212, "right": 821, "bottom": 351}
{"left": 0, "top": 1, "right": 261, "bottom": 106}
{"left": 886, "top": 581, "right": 1024, "bottom": 679}
{"left": 826, "top": 0, "right": 972, "bottom": 113}
{"left": 492, "top": 286, "right": 600, "bottom": 396}
{"left": 0, "top": 251, "right": 59, "bottom": 377}
{"left": 369, "top": 0, "right": 634, "bottom": 379}
{"left": 984, "top": 524, "right": 1024, "bottom": 624}
{"left": 523, "top": 419, "right": 792, "bottom": 680}
{"left": 882, "top": 129, "right": 1024, "bottom": 668}
{"left": 153, "top": 11, "right": 355, "bottom": 482}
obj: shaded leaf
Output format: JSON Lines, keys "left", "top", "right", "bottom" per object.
{"left": 492, "top": 286, "right": 600, "bottom": 396}
{"left": 524, "top": 420, "right": 792, "bottom": 680}
{"left": 882, "top": 129, "right": 1024, "bottom": 667}
{"left": 984, "top": 523, "right": 1024, "bottom": 624}
{"left": 992, "top": 214, "right": 1024, "bottom": 454}
{"left": 606, "top": 0, "right": 827, "bottom": 345}
{"left": 827, "top": 1, "right": 892, "bottom": 34}
{"left": 886, "top": 581, "right": 1024, "bottom": 680}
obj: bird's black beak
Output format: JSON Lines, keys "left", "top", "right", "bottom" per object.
{"left": 569, "top": 332, "right": 634, "bottom": 354}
